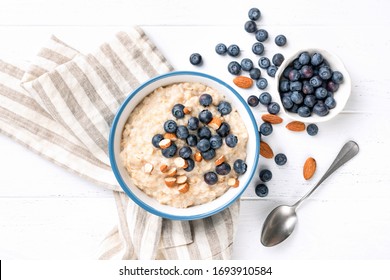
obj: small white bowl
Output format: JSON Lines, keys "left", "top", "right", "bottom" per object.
{"left": 275, "top": 48, "right": 351, "bottom": 122}
{"left": 109, "top": 71, "right": 260, "bottom": 220}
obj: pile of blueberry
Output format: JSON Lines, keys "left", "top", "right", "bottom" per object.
{"left": 279, "top": 51, "right": 344, "bottom": 117}
{"left": 152, "top": 93, "right": 247, "bottom": 186}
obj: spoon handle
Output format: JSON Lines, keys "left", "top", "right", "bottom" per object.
{"left": 293, "top": 140, "right": 359, "bottom": 209}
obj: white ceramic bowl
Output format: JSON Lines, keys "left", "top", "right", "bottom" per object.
{"left": 275, "top": 48, "right": 351, "bottom": 122}
{"left": 109, "top": 71, "right": 259, "bottom": 220}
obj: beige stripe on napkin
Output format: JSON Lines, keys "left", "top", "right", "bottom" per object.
{"left": 0, "top": 27, "right": 240, "bottom": 260}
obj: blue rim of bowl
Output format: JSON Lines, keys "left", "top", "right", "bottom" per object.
{"left": 109, "top": 71, "right": 259, "bottom": 220}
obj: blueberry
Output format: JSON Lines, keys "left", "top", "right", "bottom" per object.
{"left": 267, "top": 65, "right": 278, "bottom": 77}
{"left": 298, "top": 51, "right": 311, "bottom": 65}
{"left": 255, "top": 184, "right": 268, "bottom": 197}
{"left": 255, "top": 29, "right": 268, "bottom": 42}
{"left": 332, "top": 71, "right": 344, "bottom": 84}
{"left": 307, "top": 123, "right": 319, "bottom": 136}
{"left": 244, "top": 20, "right": 257, "bottom": 33}
{"left": 164, "top": 120, "right": 177, "bottom": 133}
{"left": 176, "top": 125, "right": 189, "bottom": 139}
{"left": 227, "top": 44, "right": 240, "bottom": 57}
{"left": 279, "top": 80, "right": 290, "bottom": 92}
{"left": 184, "top": 158, "right": 195, "bottom": 172}
{"left": 248, "top": 7, "right": 261, "bottom": 21}
{"left": 233, "top": 159, "right": 247, "bottom": 174}
{"left": 274, "top": 153, "right": 287, "bottom": 165}
{"left": 215, "top": 43, "right": 227, "bottom": 55}
{"left": 247, "top": 95, "right": 260, "bottom": 107}
{"left": 267, "top": 102, "right": 280, "bottom": 115}
{"left": 204, "top": 171, "right": 218, "bottom": 185}
{"left": 225, "top": 134, "right": 238, "bottom": 148}
{"left": 199, "top": 109, "right": 213, "bottom": 124}
{"left": 259, "top": 122, "right": 273, "bottom": 136}
{"left": 304, "top": 94, "right": 317, "bottom": 108}
{"left": 162, "top": 143, "right": 177, "bottom": 158}
{"left": 290, "top": 81, "right": 302, "bottom": 92}
{"left": 310, "top": 75, "right": 323, "bottom": 88}
{"left": 300, "top": 65, "right": 314, "bottom": 79}
{"left": 249, "top": 68, "right": 261, "bottom": 80}
{"left": 282, "top": 96, "right": 294, "bottom": 109}
{"left": 252, "top": 42, "right": 265, "bottom": 55}
{"left": 272, "top": 53, "right": 284, "bottom": 67}
{"left": 325, "top": 96, "right": 337, "bottom": 109}
{"left": 293, "top": 59, "right": 303, "bottom": 70}
{"left": 327, "top": 80, "right": 339, "bottom": 92}
{"left": 172, "top": 103, "right": 185, "bottom": 119}
{"left": 189, "top": 53, "right": 202, "bottom": 65}
{"left": 319, "top": 66, "right": 332, "bottom": 80}
{"left": 315, "top": 87, "right": 328, "bottom": 99}
{"left": 197, "top": 138, "right": 211, "bottom": 152}
{"left": 283, "top": 66, "right": 294, "bottom": 79}
{"left": 313, "top": 101, "right": 329, "bottom": 116}
{"left": 288, "top": 69, "right": 300, "bottom": 82}
{"left": 217, "top": 101, "right": 232, "bottom": 116}
{"left": 202, "top": 148, "right": 216, "bottom": 160}
{"left": 152, "top": 134, "right": 164, "bottom": 148}
{"left": 241, "top": 58, "right": 254, "bottom": 71}
{"left": 199, "top": 93, "right": 213, "bottom": 106}
{"left": 288, "top": 104, "right": 299, "bottom": 113}
{"left": 215, "top": 162, "right": 231, "bottom": 176}
{"left": 256, "top": 77, "right": 268, "bottom": 89}
{"left": 258, "top": 57, "right": 270, "bottom": 69}
{"left": 259, "top": 92, "right": 272, "bottom": 105}
{"left": 302, "top": 81, "right": 314, "bottom": 94}
{"left": 227, "top": 61, "right": 241, "bottom": 75}
{"left": 311, "top": 52, "right": 323, "bottom": 66}
{"left": 179, "top": 146, "right": 192, "bottom": 159}
{"left": 297, "top": 106, "right": 311, "bottom": 117}
{"left": 188, "top": 117, "right": 200, "bottom": 131}
{"left": 209, "top": 135, "right": 223, "bottom": 149}
{"left": 186, "top": 134, "right": 198, "bottom": 147}
{"left": 198, "top": 126, "right": 212, "bottom": 139}
{"left": 275, "top": 34, "right": 287, "bottom": 46}
{"left": 216, "top": 122, "right": 230, "bottom": 137}
{"left": 291, "top": 91, "right": 304, "bottom": 104}
{"left": 259, "top": 169, "right": 272, "bottom": 182}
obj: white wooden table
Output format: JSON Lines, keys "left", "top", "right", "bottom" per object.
{"left": 0, "top": 0, "right": 389, "bottom": 260}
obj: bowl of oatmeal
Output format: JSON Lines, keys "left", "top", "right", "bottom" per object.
{"left": 109, "top": 71, "right": 259, "bottom": 220}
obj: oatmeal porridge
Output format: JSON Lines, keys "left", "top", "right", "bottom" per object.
{"left": 120, "top": 82, "right": 248, "bottom": 208}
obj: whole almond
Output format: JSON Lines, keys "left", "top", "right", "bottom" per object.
{"left": 303, "top": 157, "right": 317, "bottom": 180}
{"left": 261, "top": 114, "right": 283, "bottom": 124}
{"left": 286, "top": 121, "right": 306, "bottom": 132}
{"left": 233, "top": 76, "right": 253, "bottom": 89}
{"left": 260, "top": 141, "right": 274, "bottom": 159}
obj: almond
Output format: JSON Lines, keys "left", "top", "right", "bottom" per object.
{"left": 176, "top": 175, "right": 188, "bottom": 184}
{"left": 215, "top": 155, "right": 226, "bottom": 166}
{"left": 303, "top": 157, "right": 316, "bottom": 180}
{"left": 143, "top": 163, "right": 153, "bottom": 174}
{"left": 261, "top": 114, "right": 283, "bottom": 124}
{"left": 164, "top": 133, "right": 177, "bottom": 141}
{"left": 194, "top": 152, "right": 202, "bottom": 162}
{"left": 260, "top": 140, "right": 274, "bottom": 159}
{"left": 174, "top": 157, "right": 188, "bottom": 169}
{"left": 286, "top": 121, "right": 306, "bottom": 132}
{"left": 160, "top": 164, "right": 169, "bottom": 173}
{"left": 228, "top": 178, "right": 239, "bottom": 188}
{"left": 183, "top": 107, "right": 191, "bottom": 114}
{"left": 178, "top": 182, "right": 190, "bottom": 193}
{"left": 208, "top": 116, "right": 222, "bottom": 130}
{"left": 233, "top": 76, "right": 253, "bottom": 89}
{"left": 166, "top": 167, "right": 177, "bottom": 177}
{"left": 159, "top": 138, "right": 172, "bottom": 149}
{"left": 164, "top": 177, "right": 176, "bottom": 187}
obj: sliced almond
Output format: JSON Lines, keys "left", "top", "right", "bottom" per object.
{"left": 143, "top": 163, "right": 154, "bottom": 174}
{"left": 166, "top": 167, "right": 177, "bottom": 177}
{"left": 164, "top": 132, "right": 177, "bottom": 141}
{"left": 176, "top": 175, "right": 188, "bottom": 185}
{"left": 183, "top": 107, "right": 191, "bottom": 114}
{"left": 228, "top": 178, "right": 239, "bottom": 188}
{"left": 178, "top": 182, "right": 190, "bottom": 193}
{"left": 174, "top": 157, "right": 188, "bottom": 169}
{"left": 164, "top": 177, "right": 176, "bottom": 188}
{"left": 194, "top": 152, "right": 202, "bottom": 162}
{"left": 208, "top": 116, "right": 222, "bottom": 130}
{"left": 160, "top": 164, "right": 169, "bottom": 173}
{"left": 159, "top": 138, "right": 172, "bottom": 149}
{"left": 215, "top": 155, "right": 226, "bottom": 166}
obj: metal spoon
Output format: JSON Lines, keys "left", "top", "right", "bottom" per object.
{"left": 261, "top": 140, "right": 359, "bottom": 247}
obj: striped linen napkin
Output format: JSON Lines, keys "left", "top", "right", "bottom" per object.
{"left": 0, "top": 27, "right": 240, "bottom": 259}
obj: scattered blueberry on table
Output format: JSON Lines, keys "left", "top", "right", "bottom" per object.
{"left": 215, "top": 43, "right": 227, "bottom": 55}
{"left": 259, "top": 169, "right": 272, "bottom": 182}
{"left": 189, "top": 53, "right": 202, "bottom": 65}
{"left": 227, "top": 44, "right": 241, "bottom": 57}
{"left": 274, "top": 153, "right": 288, "bottom": 166}
{"left": 255, "top": 184, "right": 269, "bottom": 197}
